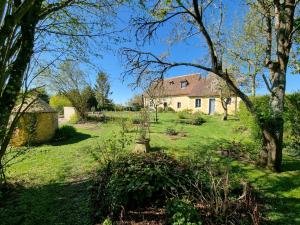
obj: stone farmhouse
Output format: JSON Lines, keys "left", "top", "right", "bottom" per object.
{"left": 144, "top": 73, "right": 240, "bottom": 115}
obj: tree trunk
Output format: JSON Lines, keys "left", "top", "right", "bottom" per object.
{"left": 259, "top": 121, "right": 283, "bottom": 171}
{"left": 155, "top": 105, "right": 158, "bottom": 123}
{"left": 247, "top": 62, "right": 256, "bottom": 97}
{"left": 257, "top": 0, "right": 295, "bottom": 172}
{"left": 0, "top": 1, "right": 42, "bottom": 171}
{"left": 259, "top": 67, "right": 285, "bottom": 171}
{"left": 220, "top": 97, "right": 228, "bottom": 121}
{"left": 222, "top": 105, "right": 228, "bottom": 121}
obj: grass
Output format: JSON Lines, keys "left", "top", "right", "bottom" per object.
{"left": 0, "top": 111, "right": 299, "bottom": 224}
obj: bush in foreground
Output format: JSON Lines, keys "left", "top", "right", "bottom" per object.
{"left": 93, "top": 153, "right": 195, "bottom": 221}
{"left": 166, "top": 198, "right": 202, "bottom": 225}
{"left": 92, "top": 153, "right": 261, "bottom": 224}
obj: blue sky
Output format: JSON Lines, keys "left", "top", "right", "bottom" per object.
{"left": 46, "top": 1, "right": 300, "bottom": 104}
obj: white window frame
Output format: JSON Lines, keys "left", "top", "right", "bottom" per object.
{"left": 180, "top": 81, "right": 188, "bottom": 89}
{"left": 195, "top": 98, "right": 201, "bottom": 108}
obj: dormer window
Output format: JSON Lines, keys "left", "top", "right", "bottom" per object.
{"left": 180, "top": 81, "right": 188, "bottom": 89}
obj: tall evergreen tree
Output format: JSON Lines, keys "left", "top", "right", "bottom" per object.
{"left": 94, "top": 71, "right": 112, "bottom": 110}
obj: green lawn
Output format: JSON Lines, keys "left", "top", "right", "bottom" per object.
{"left": 0, "top": 112, "right": 299, "bottom": 225}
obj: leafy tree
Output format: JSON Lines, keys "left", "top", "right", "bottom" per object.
{"left": 144, "top": 80, "right": 166, "bottom": 123}
{"left": 32, "top": 87, "right": 50, "bottom": 103}
{"left": 44, "top": 60, "right": 91, "bottom": 119}
{"left": 127, "top": 94, "right": 144, "bottom": 111}
{"left": 227, "top": 6, "right": 265, "bottom": 96}
{"left": 212, "top": 75, "right": 234, "bottom": 121}
{"left": 122, "top": 0, "right": 299, "bottom": 172}
{"left": 94, "top": 71, "right": 112, "bottom": 110}
{"left": 82, "top": 86, "right": 98, "bottom": 111}
{"left": 49, "top": 95, "right": 72, "bottom": 114}
{"left": 291, "top": 17, "right": 300, "bottom": 73}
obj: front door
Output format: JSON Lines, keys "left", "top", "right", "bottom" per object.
{"left": 209, "top": 98, "right": 215, "bottom": 115}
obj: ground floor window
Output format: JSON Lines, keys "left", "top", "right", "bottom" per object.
{"left": 195, "top": 98, "right": 201, "bottom": 108}
{"left": 163, "top": 102, "right": 167, "bottom": 109}
{"left": 177, "top": 102, "right": 181, "bottom": 109}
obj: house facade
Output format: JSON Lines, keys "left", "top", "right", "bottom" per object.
{"left": 144, "top": 73, "right": 240, "bottom": 115}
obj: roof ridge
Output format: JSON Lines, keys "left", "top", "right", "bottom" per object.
{"left": 12, "top": 97, "right": 57, "bottom": 113}
{"left": 164, "top": 73, "right": 201, "bottom": 80}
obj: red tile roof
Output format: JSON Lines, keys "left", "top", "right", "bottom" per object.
{"left": 145, "top": 73, "right": 219, "bottom": 97}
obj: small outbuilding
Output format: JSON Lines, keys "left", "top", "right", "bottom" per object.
{"left": 11, "top": 98, "right": 58, "bottom": 146}
{"left": 63, "top": 106, "right": 77, "bottom": 122}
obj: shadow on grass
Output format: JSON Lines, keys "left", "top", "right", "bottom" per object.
{"left": 281, "top": 158, "right": 300, "bottom": 172}
{"left": 186, "top": 137, "right": 300, "bottom": 224}
{"left": 0, "top": 179, "right": 94, "bottom": 225}
{"left": 50, "top": 132, "right": 94, "bottom": 146}
{"left": 232, "top": 159, "right": 300, "bottom": 225}
{"left": 264, "top": 196, "right": 300, "bottom": 225}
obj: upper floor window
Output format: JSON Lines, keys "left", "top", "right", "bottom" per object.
{"left": 177, "top": 102, "right": 181, "bottom": 108}
{"left": 180, "top": 81, "right": 188, "bottom": 89}
{"left": 195, "top": 99, "right": 201, "bottom": 108}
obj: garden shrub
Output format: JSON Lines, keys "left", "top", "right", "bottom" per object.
{"left": 158, "top": 107, "right": 164, "bottom": 113}
{"left": 92, "top": 153, "right": 262, "bottom": 224}
{"left": 69, "top": 113, "right": 80, "bottom": 124}
{"left": 177, "top": 110, "right": 191, "bottom": 119}
{"left": 165, "top": 198, "right": 202, "bottom": 225}
{"left": 165, "top": 127, "right": 178, "bottom": 136}
{"left": 239, "top": 94, "right": 300, "bottom": 156}
{"left": 131, "top": 117, "right": 141, "bottom": 124}
{"left": 191, "top": 116, "right": 206, "bottom": 125}
{"left": 178, "top": 114, "right": 205, "bottom": 126}
{"left": 114, "top": 117, "right": 133, "bottom": 133}
{"left": 238, "top": 95, "right": 269, "bottom": 143}
{"left": 54, "top": 125, "right": 77, "bottom": 141}
{"left": 93, "top": 153, "right": 196, "bottom": 221}
{"left": 285, "top": 92, "right": 300, "bottom": 155}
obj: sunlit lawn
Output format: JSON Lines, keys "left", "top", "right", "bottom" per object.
{"left": 0, "top": 112, "right": 299, "bottom": 225}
